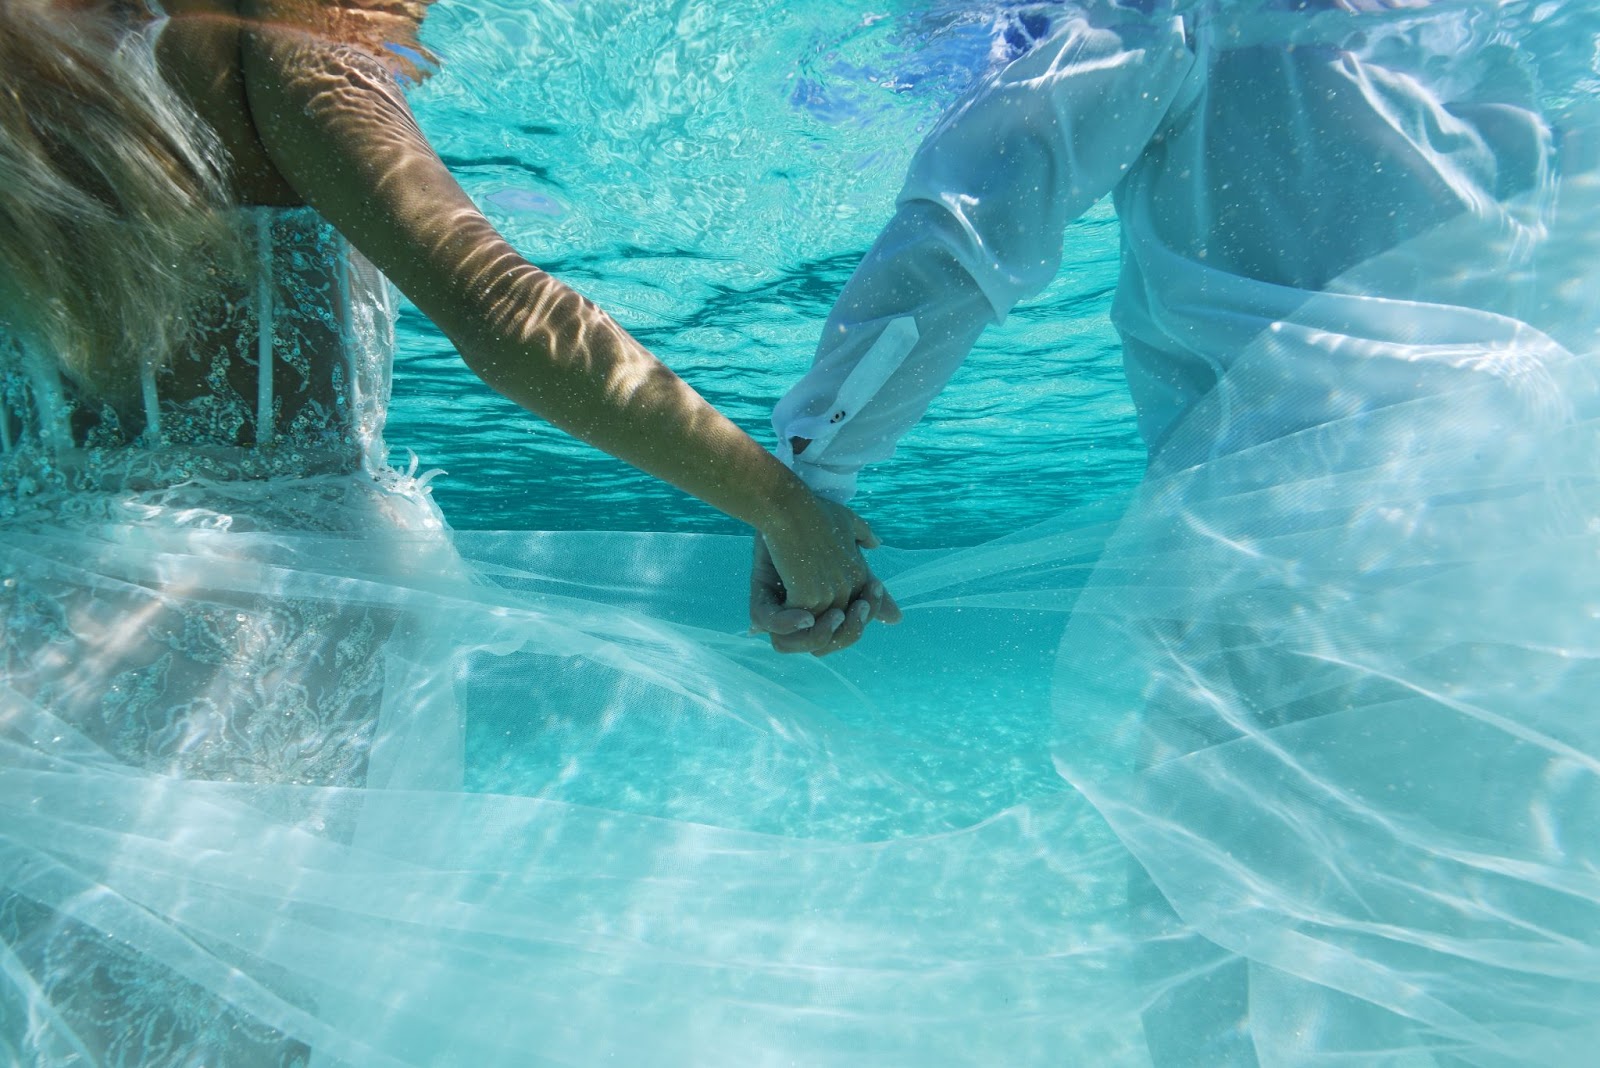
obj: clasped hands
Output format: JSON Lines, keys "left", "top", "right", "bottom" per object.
{"left": 749, "top": 498, "right": 901, "bottom": 656}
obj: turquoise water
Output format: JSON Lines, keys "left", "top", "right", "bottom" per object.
{"left": 5, "top": 3, "right": 1598, "bottom": 1063}
{"left": 386, "top": 0, "right": 1146, "bottom": 547}
{"left": 365, "top": 7, "right": 1600, "bottom": 1060}
{"left": 383, "top": 0, "right": 1133, "bottom": 826}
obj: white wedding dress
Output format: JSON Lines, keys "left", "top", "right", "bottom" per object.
{"left": 3, "top": 3, "right": 1600, "bottom": 1065}
{"left": 0, "top": 209, "right": 1145, "bottom": 1066}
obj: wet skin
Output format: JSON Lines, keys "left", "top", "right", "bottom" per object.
{"left": 129, "top": 0, "right": 888, "bottom": 630}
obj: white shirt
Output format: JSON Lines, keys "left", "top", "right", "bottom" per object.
{"left": 773, "top": 1, "right": 1555, "bottom": 501}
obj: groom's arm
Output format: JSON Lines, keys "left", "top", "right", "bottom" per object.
{"left": 774, "top": 7, "right": 1196, "bottom": 504}
{"left": 754, "top": 8, "right": 1195, "bottom": 655}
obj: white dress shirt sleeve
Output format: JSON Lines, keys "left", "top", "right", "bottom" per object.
{"left": 773, "top": 6, "right": 1196, "bottom": 502}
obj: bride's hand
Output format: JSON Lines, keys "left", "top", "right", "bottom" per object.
{"left": 752, "top": 497, "right": 900, "bottom": 656}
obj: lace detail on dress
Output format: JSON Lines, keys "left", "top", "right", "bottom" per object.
{"left": 0, "top": 207, "right": 405, "bottom": 1066}
{"left": 0, "top": 209, "right": 395, "bottom": 518}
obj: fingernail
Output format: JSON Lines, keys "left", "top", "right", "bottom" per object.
{"left": 869, "top": 581, "right": 885, "bottom": 598}
{"left": 797, "top": 613, "right": 815, "bottom": 629}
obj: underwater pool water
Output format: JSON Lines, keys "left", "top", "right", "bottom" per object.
{"left": 373, "top": 9, "right": 1600, "bottom": 1061}
{"left": 8, "top": 0, "right": 1598, "bottom": 1064}
{"left": 386, "top": 0, "right": 1147, "bottom": 546}
{"left": 388, "top": 6, "right": 1154, "bottom": 1046}
{"left": 385, "top": 0, "right": 1133, "bottom": 874}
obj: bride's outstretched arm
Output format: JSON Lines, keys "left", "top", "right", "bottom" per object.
{"left": 235, "top": 1, "right": 892, "bottom": 620}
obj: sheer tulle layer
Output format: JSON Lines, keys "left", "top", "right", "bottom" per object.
{"left": 6, "top": 343, "right": 1599, "bottom": 1063}
{"left": 2, "top": 483, "right": 1191, "bottom": 1065}
{"left": 1041, "top": 315, "right": 1600, "bottom": 1064}
{"left": 0, "top": 761, "right": 1181, "bottom": 1066}
{"left": 7, "top": 191, "right": 1600, "bottom": 1066}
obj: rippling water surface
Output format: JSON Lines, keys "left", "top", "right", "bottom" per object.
{"left": 386, "top": 0, "right": 1146, "bottom": 547}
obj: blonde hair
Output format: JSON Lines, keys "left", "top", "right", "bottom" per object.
{"left": 0, "top": 0, "right": 234, "bottom": 399}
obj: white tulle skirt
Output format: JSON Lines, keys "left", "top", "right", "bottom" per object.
{"left": 6, "top": 312, "right": 1600, "bottom": 1065}
{"left": 0, "top": 471, "right": 1160, "bottom": 1067}
{"left": 1042, "top": 295, "right": 1600, "bottom": 1064}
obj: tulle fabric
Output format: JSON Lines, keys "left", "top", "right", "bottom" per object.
{"left": 7, "top": 304, "right": 1598, "bottom": 1067}
{"left": 7, "top": 14, "right": 1600, "bottom": 1068}
{"left": 1048, "top": 342, "right": 1600, "bottom": 1064}
{"left": 2, "top": 499, "right": 1185, "bottom": 1066}
{"left": 1040, "top": 174, "right": 1600, "bottom": 1060}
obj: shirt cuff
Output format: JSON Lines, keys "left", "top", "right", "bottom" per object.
{"left": 785, "top": 457, "right": 858, "bottom": 505}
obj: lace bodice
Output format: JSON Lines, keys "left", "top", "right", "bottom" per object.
{"left": 0, "top": 209, "right": 412, "bottom": 1068}
{"left": 0, "top": 209, "right": 395, "bottom": 518}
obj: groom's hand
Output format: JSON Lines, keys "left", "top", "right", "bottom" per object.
{"left": 749, "top": 535, "right": 900, "bottom": 656}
